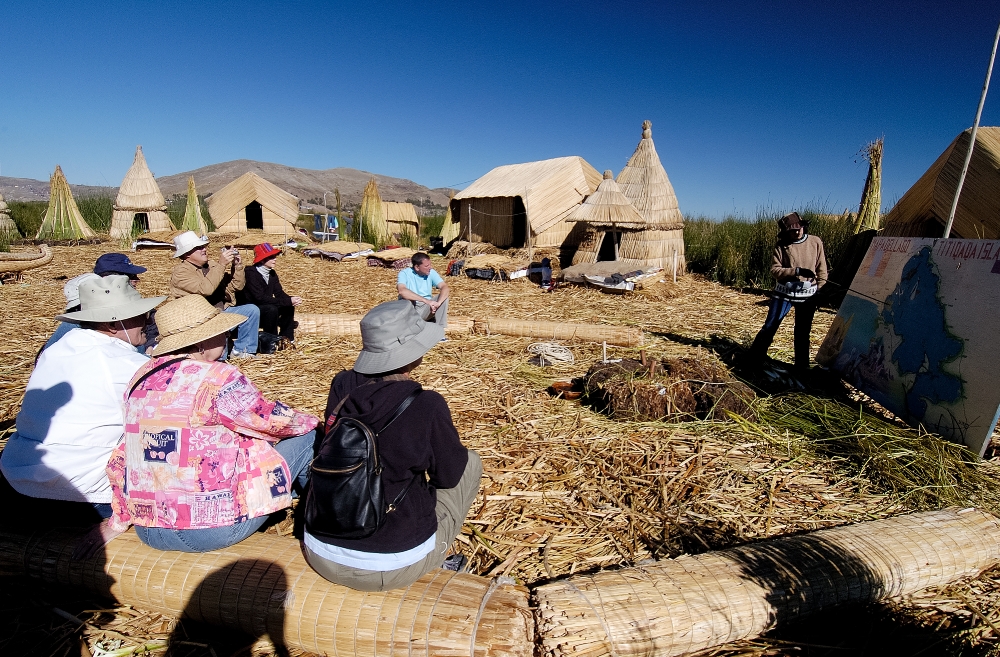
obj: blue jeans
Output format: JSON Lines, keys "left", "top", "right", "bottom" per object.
{"left": 135, "top": 430, "right": 315, "bottom": 552}
{"left": 223, "top": 304, "right": 260, "bottom": 355}
{"left": 748, "top": 295, "right": 817, "bottom": 369}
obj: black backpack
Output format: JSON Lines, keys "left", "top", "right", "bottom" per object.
{"left": 304, "top": 385, "right": 421, "bottom": 540}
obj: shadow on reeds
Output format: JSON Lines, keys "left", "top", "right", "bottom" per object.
{"left": 166, "top": 559, "right": 290, "bottom": 657}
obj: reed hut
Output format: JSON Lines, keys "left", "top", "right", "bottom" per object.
{"left": 0, "top": 194, "right": 17, "bottom": 237}
{"left": 181, "top": 176, "right": 209, "bottom": 234}
{"left": 206, "top": 172, "right": 299, "bottom": 235}
{"left": 109, "top": 146, "right": 172, "bottom": 239}
{"left": 883, "top": 127, "right": 1000, "bottom": 239}
{"left": 382, "top": 200, "right": 418, "bottom": 242}
{"left": 608, "top": 120, "right": 685, "bottom": 271}
{"left": 36, "top": 166, "right": 96, "bottom": 240}
{"left": 451, "top": 156, "right": 603, "bottom": 250}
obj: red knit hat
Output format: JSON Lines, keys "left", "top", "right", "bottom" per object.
{"left": 253, "top": 243, "right": 281, "bottom": 265}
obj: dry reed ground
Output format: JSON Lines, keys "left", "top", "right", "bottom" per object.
{"left": 2, "top": 241, "right": 1000, "bottom": 656}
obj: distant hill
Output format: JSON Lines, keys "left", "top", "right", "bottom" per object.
{"left": 1, "top": 161, "right": 455, "bottom": 214}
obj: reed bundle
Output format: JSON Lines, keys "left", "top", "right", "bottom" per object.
{"left": 854, "top": 138, "right": 884, "bottom": 233}
{"left": 0, "top": 528, "right": 533, "bottom": 657}
{"left": 446, "top": 240, "right": 502, "bottom": 259}
{"left": 181, "top": 176, "right": 209, "bottom": 234}
{"left": 356, "top": 177, "right": 387, "bottom": 246}
{"left": 474, "top": 318, "right": 642, "bottom": 346}
{"left": 0, "top": 244, "right": 53, "bottom": 276}
{"left": 36, "top": 166, "right": 96, "bottom": 240}
{"left": 369, "top": 247, "right": 418, "bottom": 264}
{"left": 535, "top": 508, "right": 1000, "bottom": 657}
{"left": 465, "top": 254, "right": 528, "bottom": 275}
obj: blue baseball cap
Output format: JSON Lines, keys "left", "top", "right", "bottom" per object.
{"left": 94, "top": 252, "right": 147, "bottom": 277}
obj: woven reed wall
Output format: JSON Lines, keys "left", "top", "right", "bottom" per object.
{"left": 0, "top": 245, "right": 52, "bottom": 272}
{"left": 110, "top": 209, "right": 173, "bottom": 239}
{"left": 618, "top": 228, "right": 686, "bottom": 271}
{"left": 457, "top": 197, "right": 519, "bottom": 247}
{"left": 535, "top": 508, "right": 1000, "bottom": 657}
{"left": 473, "top": 318, "right": 642, "bottom": 346}
{"left": 0, "top": 529, "right": 532, "bottom": 657}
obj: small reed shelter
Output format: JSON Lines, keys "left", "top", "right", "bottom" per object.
{"left": 609, "top": 120, "right": 685, "bottom": 271}
{"left": 382, "top": 201, "right": 419, "bottom": 242}
{"left": 109, "top": 146, "right": 172, "bottom": 239}
{"left": 206, "top": 172, "right": 299, "bottom": 236}
{"left": 882, "top": 127, "right": 1000, "bottom": 239}
{"left": 449, "top": 156, "right": 603, "bottom": 250}
{"left": 36, "top": 166, "right": 96, "bottom": 240}
{"left": 569, "top": 170, "right": 662, "bottom": 265}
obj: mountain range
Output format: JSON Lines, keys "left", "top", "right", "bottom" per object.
{"left": 0, "top": 160, "right": 456, "bottom": 211}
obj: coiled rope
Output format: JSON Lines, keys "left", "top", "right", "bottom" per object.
{"left": 527, "top": 342, "right": 574, "bottom": 365}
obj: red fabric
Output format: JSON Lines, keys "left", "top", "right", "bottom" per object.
{"left": 253, "top": 243, "right": 281, "bottom": 265}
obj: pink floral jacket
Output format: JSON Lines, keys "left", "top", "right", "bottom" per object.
{"left": 107, "top": 357, "right": 318, "bottom": 531}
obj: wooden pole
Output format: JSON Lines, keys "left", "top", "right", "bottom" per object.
{"left": 944, "top": 17, "right": 1000, "bottom": 238}
{"left": 468, "top": 203, "right": 472, "bottom": 242}
{"left": 672, "top": 249, "right": 678, "bottom": 282}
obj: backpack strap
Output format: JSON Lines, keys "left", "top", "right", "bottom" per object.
{"left": 128, "top": 356, "right": 188, "bottom": 398}
{"left": 377, "top": 388, "right": 420, "bottom": 434}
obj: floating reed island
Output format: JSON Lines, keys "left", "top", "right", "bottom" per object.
{"left": 4, "top": 235, "right": 1000, "bottom": 655}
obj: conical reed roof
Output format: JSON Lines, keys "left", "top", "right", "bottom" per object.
{"left": 568, "top": 170, "right": 647, "bottom": 228}
{"left": 181, "top": 176, "right": 208, "bottom": 234}
{"left": 36, "top": 166, "right": 96, "bottom": 240}
{"left": 115, "top": 145, "right": 167, "bottom": 211}
{"left": 616, "top": 121, "right": 684, "bottom": 230}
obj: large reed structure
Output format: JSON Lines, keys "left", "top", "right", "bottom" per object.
{"left": 357, "top": 177, "right": 388, "bottom": 245}
{"left": 109, "top": 146, "right": 172, "bottom": 238}
{"left": 206, "top": 172, "right": 299, "bottom": 235}
{"left": 440, "top": 191, "right": 461, "bottom": 244}
{"left": 36, "top": 166, "right": 96, "bottom": 240}
{"left": 883, "top": 127, "right": 1000, "bottom": 238}
{"left": 612, "top": 120, "right": 685, "bottom": 271}
{"left": 451, "top": 156, "right": 602, "bottom": 253}
{"left": 853, "top": 138, "right": 883, "bottom": 233}
{"left": 0, "top": 529, "right": 533, "bottom": 657}
{"left": 382, "top": 200, "right": 418, "bottom": 242}
{"left": 181, "top": 176, "right": 209, "bottom": 234}
{"left": 536, "top": 508, "right": 1000, "bottom": 657}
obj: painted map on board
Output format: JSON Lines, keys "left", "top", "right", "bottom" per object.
{"left": 816, "top": 237, "right": 1000, "bottom": 456}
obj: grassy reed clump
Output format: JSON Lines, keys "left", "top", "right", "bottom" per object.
{"left": 734, "top": 394, "right": 1000, "bottom": 514}
{"left": 7, "top": 200, "right": 47, "bottom": 237}
{"left": 76, "top": 193, "right": 114, "bottom": 233}
{"left": 420, "top": 214, "right": 446, "bottom": 239}
{"left": 684, "top": 207, "right": 856, "bottom": 289}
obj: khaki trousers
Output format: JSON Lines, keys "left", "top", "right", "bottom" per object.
{"left": 409, "top": 295, "right": 448, "bottom": 329}
{"left": 303, "top": 450, "right": 482, "bottom": 591}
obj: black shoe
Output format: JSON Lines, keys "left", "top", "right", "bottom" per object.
{"left": 441, "top": 554, "right": 467, "bottom": 572}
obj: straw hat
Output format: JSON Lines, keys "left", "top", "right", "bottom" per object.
{"left": 353, "top": 300, "right": 444, "bottom": 375}
{"left": 152, "top": 295, "right": 247, "bottom": 356}
{"left": 56, "top": 275, "right": 165, "bottom": 323}
{"left": 253, "top": 242, "right": 281, "bottom": 265}
{"left": 172, "top": 230, "right": 209, "bottom": 258}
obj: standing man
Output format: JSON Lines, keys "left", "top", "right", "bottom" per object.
{"left": 397, "top": 252, "right": 449, "bottom": 332}
{"left": 169, "top": 231, "right": 260, "bottom": 358}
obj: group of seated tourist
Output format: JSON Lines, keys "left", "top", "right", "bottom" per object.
{"left": 0, "top": 238, "right": 471, "bottom": 591}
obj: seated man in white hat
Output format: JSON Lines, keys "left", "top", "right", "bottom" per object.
{"left": 0, "top": 276, "right": 165, "bottom": 528}
{"left": 168, "top": 230, "right": 260, "bottom": 358}
{"left": 302, "top": 300, "right": 481, "bottom": 591}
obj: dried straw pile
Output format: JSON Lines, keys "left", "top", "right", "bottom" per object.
{"left": 5, "top": 242, "right": 1000, "bottom": 655}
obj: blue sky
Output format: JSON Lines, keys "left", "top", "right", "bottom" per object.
{"left": 2, "top": 1, "right": 998, "bottom": 216}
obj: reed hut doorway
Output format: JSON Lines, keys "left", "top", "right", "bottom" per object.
{"left": 132, "top": 213, "right": 149, "bottom": 232}
{"left": 511, "top": 197, "right": 527, "bottom": 248}
{"left": 597, "top": 230, "right": 621, "bottom": 261}
{"left": 245, "top": 201, "right": 263, "bottom": 230}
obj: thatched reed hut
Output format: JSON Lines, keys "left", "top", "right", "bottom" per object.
{"left": 382, "top": 200, "right": 418, "bottom": 242}
{"left": 181, "top": 176, "right": 208, "bottom": 234}
{"left": 206, "top": 172, "right": 299, "bottom": 235}
{"left": 36, "top": 166, "right": 96, "bottom": 240}
{"left": 882, "top": 127, "right": 1000, "bottom": 239}
{"left": 0, "top": 194, "right": 17, "bottom": 237}
{"left": 450, "top": 156, "right": 603, "bottom": 251}
{"left": 439, "top": 191, "right": 460, "bottom": 244}
{"left": 109, "top": 146, "right": 172, "bottom": 239}
{"left": 612, "top": 120, "right": 685, "bottom": 271}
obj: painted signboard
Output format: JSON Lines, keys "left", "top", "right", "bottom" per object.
{"left": 816, "top": 236, "right": 1000, "bottom": 456}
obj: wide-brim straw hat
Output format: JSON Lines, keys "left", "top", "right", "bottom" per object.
{"left": 172, "top": 230, "right": 210, "bottom": 258}
{"left": 152, "top": 294, "right": 247, "bottom": 356}
{"left": 56, "top": 275, "right": 165, "bottom": 323}
{"left": 354, "top": 299, "right": 444, "bottom": 375}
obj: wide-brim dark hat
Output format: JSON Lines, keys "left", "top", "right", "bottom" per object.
{"left": 354, "top": 300, "right": 444, "bottom": 375}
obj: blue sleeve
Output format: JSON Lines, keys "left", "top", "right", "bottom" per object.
{"left": 396, "top": 269, "right": 409, "bottom": 285}
{"left": 429, "top": 270, "right": 444, "bottom": 288}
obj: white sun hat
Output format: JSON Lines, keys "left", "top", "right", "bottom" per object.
{"left": 172, "top": 230, "right": 210, "bottom": 258}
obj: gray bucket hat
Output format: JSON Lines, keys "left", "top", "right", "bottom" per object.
{"left": 354, "top": 300, "right": 444, "bottom": 375}
{"left": 55, "top": 275, "right": 166, "bottom": 324}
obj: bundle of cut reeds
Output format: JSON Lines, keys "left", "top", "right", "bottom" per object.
{"left": 36, "top": 166, "right": 97, "bottom": 240}
{"left": 474, "top": 318, "right": 642, "bottom": 346}
{"left": 854, "top": 137, "right": 884, "bottom": 233}
{"left": 0, "top": 245, "right": 52, "bottom": 275}
{"left": 357, "top": 177, "right": 387, "bottom": 246}
{"left": 181, "top": 176, "right": 209, "bottom": 234}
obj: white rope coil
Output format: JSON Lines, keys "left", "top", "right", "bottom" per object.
{"left": 527, "top": 342, "right": 574, "bottom": 365}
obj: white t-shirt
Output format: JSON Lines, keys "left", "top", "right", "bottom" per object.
{"left": 0, "top": 328, "right": 149, "bottom": 503}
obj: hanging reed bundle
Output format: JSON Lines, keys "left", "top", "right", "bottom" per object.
{"left": 854, "top": 138, "right": 884, "bottom": 233}
{"left": 535, "top": 508, "right": 1000, "bottom": 657}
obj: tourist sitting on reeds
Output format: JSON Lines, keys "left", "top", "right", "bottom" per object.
{"left": 397, "top": 252, "right": 450, "bottom": 332}
{"left": 745, "top": 212, "right": 828, "bottom": 371}
{"left": 302, "top": 300, "right": 481, "bottom": 591}
{"left": 97, "top": 294, "right": 318, "bottom": 553}
{"left": 1, "top": 276, "right": 164, "bottom": 530}
{"left": 169, "top": 231, "right": 260, "bottom": 359}
{"left": 241, "top": 242, "right": 302, "bottom": 344}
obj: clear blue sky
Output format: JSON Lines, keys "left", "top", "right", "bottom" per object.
{"left": 2, "top": 1, "right": 998, "bottom": 217}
